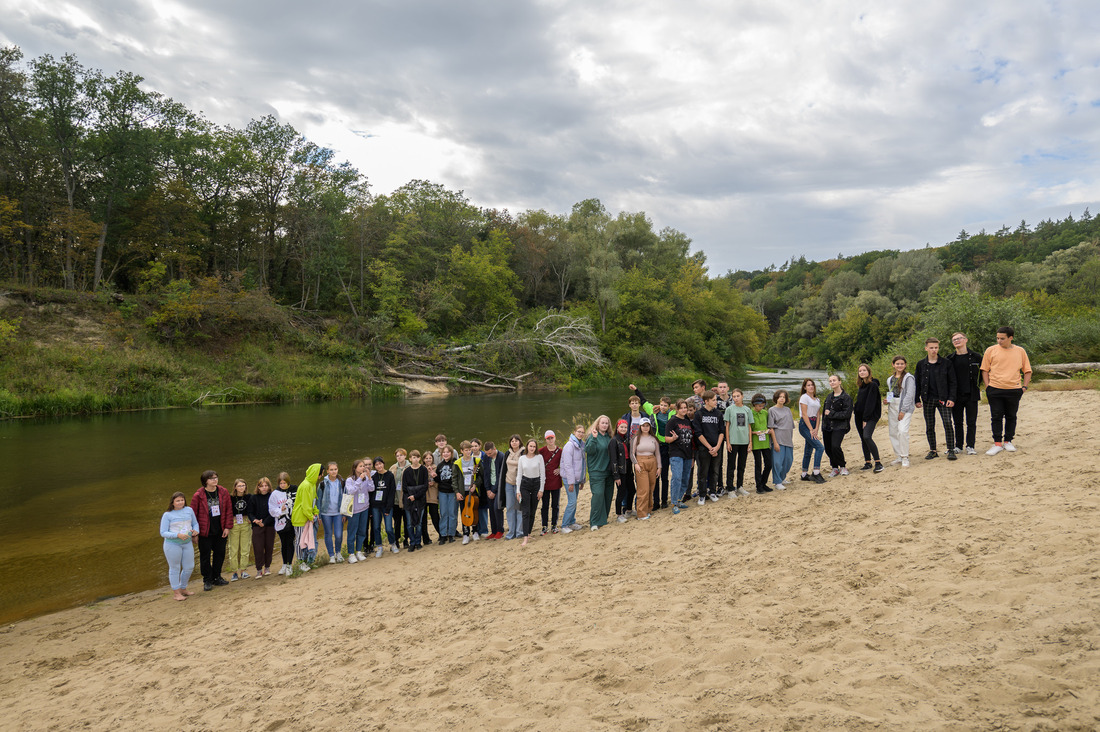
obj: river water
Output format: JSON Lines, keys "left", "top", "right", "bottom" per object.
{"left": 0, "top": 371, "right": 823, "bottom": 624}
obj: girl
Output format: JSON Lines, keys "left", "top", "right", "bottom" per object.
{"left": 344, "top": 459, "right": 373, "bottom": 563}
{"left": 248, "top": 477, "right": 276, "bottom": 577}
{"left": 559, "top": 424, "right": 587, "bottom": 533}
{"left": 227, "top": 479, "right": 252, "bottom": 581}
{"left": 370, "top": 458, "right": 398, "bottom": 557}
{"left": 666, "top": 400, "right": 695, "bottom": 512}
{"left": 631, "top": 418, "right": 660, "bottom": 520}
{"left": 422, "top": 451, "right": 440, "bottom": 546}
{"left": 822, "top": 374, "right": 853, "bottom": 476}
{"left": 855, "top": 364, "right": 884, "bottom": 473}
{"left": 768, "top": 390, "right": 796, "bottom": 490}
{"left": 402, "top": 450, "right": 429, "bottom": 551}
{"left": 436, "top": 446, "right": 458, "bottom": 545}
{"left": 316, "top": 462, "right": 345, "bottom": 563}
{"left": 290, "top": 464, "right": 321, "bottom": 571}
{"left": 517, "top": 438, "right": 545, "bottom": 547}
{"left": 585, "top": 416, "right": 614, "bottom": 530}
{"left": 611, "top": 419, "right": 634, "bottom": 522}
{"left": 160, "top": 491, "right": 198, "bottom": 600}
{"left": 885, "top": 355, "right": 917, "bottom": 467}
{"left": 503, "top": 435, "right": 524, "bottom": 540}
{"left": 798, "top": 379, "right": 826, "bottom": 483}
{"left": 269, "top": 472, "right": 296, "bottom": 576}
{"left": 191, "top": 470, "right": 232, "bottom": 591}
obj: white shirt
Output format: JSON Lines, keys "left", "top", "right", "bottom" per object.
{"left": 516, "top": 454, "right": 546, "bottom": 492}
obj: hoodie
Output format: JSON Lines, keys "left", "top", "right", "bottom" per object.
{"left": 291, "top": 463, "right": 321, "bottom": 527}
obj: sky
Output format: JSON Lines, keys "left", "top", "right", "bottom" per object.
{"left": 2, "top": 0, "right": 1099, "bottom": 273}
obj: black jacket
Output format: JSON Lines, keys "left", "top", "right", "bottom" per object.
{"left": 854, "top": 379, "right": 882, "bottom": 424}
{"left": 371, "top": 470, "right": 396, "bottom": 512}
{"left": 823, "top": 390, "right": 853, "bottom": 433}
{"left": 915, "top": 357, "right": 957, "bottom": 403}
{"left": 477, "top": 451, "right": 507, "bottom": 508}
{"left": 946, "top": 348, "right": 983, "bottom": 400}
{"left": 609, "top": 433, "right": 631, "bottom": 476}
{"left": 402, "top": 465, "right": 429, "bottom": 509}
{"left": 247, "top": 492, "right": 275, "bottom": 526}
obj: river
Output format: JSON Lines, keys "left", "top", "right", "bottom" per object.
{"left": 0, "top": 370, "right": 824, "bottom": 624}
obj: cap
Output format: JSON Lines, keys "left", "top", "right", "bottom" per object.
{"left": 544, "top": 430, "right": 555, "bottom": 439}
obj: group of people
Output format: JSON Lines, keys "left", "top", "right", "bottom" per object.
{"left": 159, "top": 326, "right": 1032, "bottom": 601}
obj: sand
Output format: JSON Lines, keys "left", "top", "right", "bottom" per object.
{"left": 2, "top": 390, "right": 1098, "bottom": 731}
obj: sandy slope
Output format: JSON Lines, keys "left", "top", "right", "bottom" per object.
{"left": 2, "top": 391, "right": 1098, "bottom": 731}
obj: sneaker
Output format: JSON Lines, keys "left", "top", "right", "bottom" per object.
{"left": 756, "top": 486, "right": 773, "bottom": 494}
{"left": 986, "top": 444, "right": 1004, "bottom": 456}
{"left": 230, "top": 573, "right": 239, "bottom": 582}
{"left": 617, "top": 515, "right": 628, "bottom": 523}
{"left": 947, "top": 450, "right": 957, "bottom": 461}
{"left": 203, "top": 581, "right": 213, "bottom": 591}
{"left": 462, "top": 535, "right": 470, "bottom": 545}
{"left": 212, "top": 577, "right": 229, "bottom": 586}
{"left": 775, "top": 483, "right": 786, "bottom": 490}
{"left": 299, "top": 563, "right": 311, "bottom": 572}
{"left": 348, "top": 554, "right": 358, "bottom": 564}
{"left": 727, "top": 490, "right": 738, "bottom": 498}
{"left": 356, "top": 551, "right": 367, "bottom": 561}
{"left": 282, "top": 565, "right": 292, "bottom": 576}
{"left": 571, "top": 523, "right": 583, "bottom": 531}
{"left": 561, "top": 527, "right": 573, "bottom": 534}
{"left": 672, "top": 505, "right": 681, "bottom": 515}
{"left": 328, "top": 555, "right": 337, "bottom": 565}
{"left": 334, "top": 554, "right": 343, "bottom": 563}
{"left": 1004, "top": 441, "right": 1016, "bottom": 452}
{"left": 901, "top": 458, "right": 910, "bottom": 467}
{"left": 552, "top": 527, "right": 560, "bottom": 534}
{"left": 812, "top": 473, "right": 825, "bottom": 484}
{"left": 375, "top": 548, "right": 384, "bottom": 558}
{"left": 255, "top": 571, "right": 264, "bottom": 579}
{"left": 471, "top": 533, "right": 480, "bottom": 541}
{"left": 629, "top": 510, "right": 637, "bottom": 517}
{"left": 890, "top": 458, "right": 902, "bottom": 465}
{"left": 240, "top": 571, "right": 250, "bottom": 579}
{"left": 541, "top": 528, "right": 548, "bottom": 535}
{"left": 708, "top": 494, "right": 719, "bottom": 502}
{"left": 925, "top": 451, "right": 938, "bottom": 460}
{"left": 965, "top": 446, "right": 977, "bottom": 455}
{"left": 830, "top": 468, "right": 840, "bottom": 477}
{"left": 480, "top": 533, "right": 489, "bottom": 539}
{"left": 873, "top": 463, "right": 884, "bottom": 473}
{"left": 800, "top": 473, "right": 810, "bottom": 481}
{"left": 590, "top": 525, "right": 600, "bottom": 531}
{"left": 698, "top": 496, "right": 706, "bottom": 506}
{"left": 390, "top": 544, "right": 399, "bottom": 554}
{"left": 860, "top": 463, "right": 873, "bottom": 471}
{"left": 639, "top": 515, "right": 650, "bottom": 520}
{"left": 737, "top": 487, "right": 751, "bottom": 497}
{"left": 839, "top": 467, "right": 849, "bottom": 476}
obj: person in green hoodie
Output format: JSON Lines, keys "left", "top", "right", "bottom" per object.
{"left": 585, "top": 415, "right": 614, "bottom": 531}
{"left": 291, "top": 463, "right": 321, "bottom": 571}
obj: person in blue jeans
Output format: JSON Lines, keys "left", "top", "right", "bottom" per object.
{"left": 768, "top": 390, "right": 796, "bottom": 490}
{"left": 370, "top": 458, "right": 398, "bottom": 557}
{"left": 559, "top": 425, "right": 587, "bottom": 533}
{"left": 435, "top": 446, "right": 459, "bottom": 545}
{"left": 664, "top": 399, "right": 696, "bottom": 514}
{"left": 316, "top": 462, "right": 345, "bottom": 563}
{"left": 797, "top": 378, "right": 826, "bottom": 483}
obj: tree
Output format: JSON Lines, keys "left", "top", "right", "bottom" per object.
{"left": 446, "top": 229, "right": 520, "bottom": 326}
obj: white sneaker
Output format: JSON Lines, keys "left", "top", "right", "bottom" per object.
{"left": 629, "top": 510, "right": 637, "bottom": 517}
{"left": 462, "top": 535, "right": 470, "bottom": 545}
{"left": 775, "top": 483, "right": 786, "bottom": 491}
{"left": 390, "top": 544, "right": 399, "bottom": 554}
{"left": 571, "top": 523, "right": 583, "bottom": 530}
{"left": 965, "top": 446, "right": 977, "bottom": 455}
{"left": 375, "top": 547, "right": 384, "bottom": 558}
{"left": 561, "top": 527, "right": 572, "bottom": 534}
{"left": 334, "top": 554, "right": 343, "bottom": 563}
{"left": 299, "top": 563, "right": 310, "bottom": 572}
{"left": 890, "top": 458, "right": 902, "bottom": 465}
{"left": 281, "top": 565, "right": 291, "bottom": 576}
{"left": 480, "top": 532, "right": 489, "bottom": 539}
{"left": 698, "top": 496, "right": 706, "bottom": 506}
{"left": 617, "top": 515, "right": 628, "bottom": 523}
{"left": 240, "top": 571, "right": 250, "bottom": 579}
{"left": 328, "top": 555, "right": 337, "bottom": 565}
{"left": 727, "top": 491, "right": 738, "bottom": 498}
{"left": 356, "top": 551, "right": 367, "bottom": 561}
{"left": 737, "top": 488, "right": 750, "bottom": 497}
{"left": 839, "top": 467, "right": 849, "bottom": 476}
{"left": 708, "top": 494, "right": 719, "bottom": 502}
{"left": 472, "top": 533, "right": 480, "bottom": 541}
{"left": 255, "top": 571, "right": 264, "bottom": 579}
{"left": 1003, "top": 441, "right": 1016, "bottom": 452}
{"left": 986, "top": 444, "right": 1004, "bottom": 456}
{"left": 347, "top": 554, "right": 358, "bottom": 564}
{"left": 638, "top": 515, "right": 650, "bottom": 520}
{"left": 901, "top": 458, "right": 910, "bottom": 467}
{"left": 590, "top": 525, "right": 599, "bottom": 531}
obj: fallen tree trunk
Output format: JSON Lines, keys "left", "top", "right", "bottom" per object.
{"left": 1033, "top": 362, "right": 1100, "bottom": 377}
{"left": 381, "top": 366, "right": 515, "bottom": 391}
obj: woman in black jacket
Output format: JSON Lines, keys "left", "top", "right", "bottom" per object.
{"left": 823, "top": 373, "right": 853, "bottom": 476}
{"left": 610, "top": 419, "right": 635, "bottom": 522}
{"left": 854, "top": 364, "right": 884, "bottom": 474}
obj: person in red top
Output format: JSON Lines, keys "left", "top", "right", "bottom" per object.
{"left": 191, "top": 469, "right": 233, "bottom": 591}
{"left": 539, "top": 430, "right": 563, "bottom": 535}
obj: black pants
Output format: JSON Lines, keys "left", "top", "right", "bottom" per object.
{"left": 488, "top": 496, "right": 503, "bottom": 535}
{"left": 824, "top": 429, "right": 846, "bottom": 468}
{"left": 540, "top": 489, "right": 560, "bottom": 530}
{"left": 696, "top": 450, "right": 720, "bottom": 496}
{"left": 365, "top": 512, "right": 375, "bottom": 551}
{"left": 422, "top": 503, "right": 440, "bottom": 544}
{"left": 855, "top": 419, "right": 880, "bottom": 462}
{"left": 714, "top": 448, "right": 726, "bottom": 493}
{"left": 952, "top": 397, "right": 979, "bottom": 449}
{"left": 922, "top": 401, "right": 955, "bottom": 452}
{"left": 615, "top": 471, "right": 636, "bottom": 515}
{"left": 520, "top": 478, "right": 540, "bottom": 537}
{"left": 986, "top": 387, "right": 1023, "bottom": 442}
{"left": 654, "top": 443, "right": 670, "bottom": 507}
{"left": 752, "top": 448, "right": 772, "bottom": 488}
{"left": 277, "top": 525, "right": 295, "bottom": 564}
{"left": 197, "top": 532, "right": 227, "bottom": 583}
{"left": 391, "top": 502, "right": 406, "bottom": 544}
{"left": 727, "top": 444, "right": 749, "bottom": 489}
{"left": 251, "top": 524, "right": 276, "bottom": 570}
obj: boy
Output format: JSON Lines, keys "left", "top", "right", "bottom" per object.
{"left": 665, "top": 399, "right": 695, "bottom": 514}
{"left": 981, "top": 326, "right": 1032, "bottom": 454}
{"left": 750, "top": 394, "right": 773, "bottom": 493}
{"left": 692, "top": 390, "right": 725, "bottom": 505}
{"left": 621, "top": 395, "right": 647, "bottom": 438}
{"left": 389, "top": 449, "right": 410, "bottom": 546}
{"left": 724, "top": 388, "right": 754, "bottom": 497}
{"left": 947, "top": 332, "right": 983, "bottom": 455}
{"left": 478, "top": 441, "right": 507, "bottom": 537}
{"left": 915, "top": 337, "right": 958, "bottom": 460}
{"left": 454, "top": 441, "right": 482, "bottom": 544}
{"left": 713, "top": 381, "right": 732, "bottom": 496}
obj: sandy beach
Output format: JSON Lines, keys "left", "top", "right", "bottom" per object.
{"left": 2, "top": 390, "right": 1098, "bottom": 731}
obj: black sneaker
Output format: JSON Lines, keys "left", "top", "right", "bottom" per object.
{"left": 812, "top": 473, "right": 826, "bottom": 484}
{"left": 800, "top": 473, "right": 811, "bottom": 481}
{"left": 212, "top": 577, "right": 229, "bottom": 586}
{"left": 860, "top": 463, "right": 873, "bottom": 471}
{"left": 203, "top": 582, "right": 213, "bottom": 591}
{"left": 756, "top": 486, "right": 773, "bottom": 494}
{"left": 925, "top": 451, "right": 938, "bottom": 460}
{"left": 946, "top": 450, "right": 957, "bottom": 461}
{"left": 873, "top": 463, "right": 884, "bottom": 473}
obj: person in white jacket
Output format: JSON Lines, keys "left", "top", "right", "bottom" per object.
{"left": 885, "top": 355, "right": 917, "bottom": 467}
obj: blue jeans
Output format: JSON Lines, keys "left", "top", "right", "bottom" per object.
{"left": 162, "top": 540, "right": 194, "bottom": 590}
{"left": 562, "top": 482, "right": 581, "bottom": 527}
{"left": 405, "top": 506, "right": 423, "bottom": 547}
{"left": 438, "top": 493, "right": 458, "bottom": 539}
{"left": 346, "top": 511, "right": 369, "bottom": 554}
{"left": 504, "top": 483, "right": 523, "bottom": 538}
{"left": 669, "top": 456, "right": 692, "bottom": 504}
{"left": 320, "top": 514, "right": 344, "bottom": 557}
{"left": 479, "top": 507, "right": 490, "bottom": 536}
{"left": 773, "top": 445, "right": 794, "bottom": 485}
{"left": 371, "top": 507, "right": 394, "bottom": 547}
{"left": 799, "top": 416, "right": 825, "bottom": 471}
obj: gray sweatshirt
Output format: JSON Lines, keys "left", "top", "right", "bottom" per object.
{"left": 886, "top": 372, "right": 916, "bottom": 414}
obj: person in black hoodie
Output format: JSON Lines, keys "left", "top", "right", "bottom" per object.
{"left": 401, "top": 451, "right": 429, "bottom": 552}
{"left": 692, "top": 390, "right": 725, "bottom": 502}
{"left": 610, "top": 419, "right": 635, "bottom": 522}
{"left": 853, "top": 364, "right": 884, "bottom": 473}
{"left": 915, "top": 337, "right": 957, "bottom": 460}
{"left": 822, "top": 374, "right": 853, "bottom": 476}
{"left": 370, "top": 458, "right": 398, "bottom": 558}
{"left": 946, "top": 332, "right": 983, "bottom": 455}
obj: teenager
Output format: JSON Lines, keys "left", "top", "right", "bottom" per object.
{"left": 436, "top": 446, "right": 459, "bottom": 544}
{"left": 389, "top": 450, "right": 410, "bottom": 547}
{"left": 620, "top": 395, "right": 647, "bottom": 438}
{"left": 503, "top": 435, "right": 524, "bottom": 540}
{"left": 454, "top": 441, "right": 482, "bottom": 544}
{"left": 631, "top": 418, "right": 661, "bottom": 520}
{"left": 422, "top": 452, "right": 440, "bottom": 546}
{"left": 316, "top": 462, "right": 345, "bottom": 563}
{"left": 981, "top": 326, "right": 1032, "bottom": 454}
{"left": 191, "top": 470, "right": 232, "bottom": 591}
{"left": 539, "top": 431, "right": 563, "bottom": 534}
{"left": 344, "top": 459, "right": 373, "bottom": 562}
{"left": 797, "top": 379, "right": 826, "bottom": 483}
{"left": 248, "top": 477, "right": 276, "bottom": 577}
{"left": 885, "top": 356, "right": 917, "bottom": 467}
{"left": 947, "top": 332, "right": 984, "bottom": 455}
{"left": 693, "top": 390, "right": 725, "bottom": 503}
{"left": 610, "top": 419, "right": 635, "bottom": 522}
{"left": 854, "top": 364, "right": 884, "bottom": 474}
{"left": 915, "top": 337, "right": 958, "bottom": 460}
{"left": 517, "top": 439, "right": 546, "bottom": 547}
{"left": 585, "top": 416, "right": 615, "bottom": 530}
{"left": 724, "top": 388, "right": 754, "bottom": 496}
{"left": 665, "top": 400, "right": 695, "bottom": 514}
{"left": 750, "top": 394, "right": 773, "bottom": 492}
{"left": 629, "top": 385, "right": 671, "bottom": 508}
{"left": 559, "top": 424, "right": 587, "bottom": 533}
{"left": 822, "top": 375, "right": 853, "bottom": 476}
{"left": 402, "top": 451, "right": 429, "bottom": 552}
{"left": 478, "top": 442, "right": 507, "bottom": 538}
{"left": 269, "top": 472, "right": 296, "bottom": 575}
{"left": 160, "top": 491, "right": 198, "bottom": 601}
{"left": 226, "top": 478, "right": 252, "bottom": 581}
{"left": 290, "top": 463, "right": 321, "bottom": 570}
{"left": 768, "top": 390, "right": 795, "bottom": 490}
{"left": 370, "top": 458, "right": 398, "bottom": 557}
{"left": 713, "top": 381, "right": 732, "bottom": 495}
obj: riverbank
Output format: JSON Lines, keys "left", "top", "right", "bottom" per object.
{"left": 2, "top": 390, "right": 1097, "bottom": 730}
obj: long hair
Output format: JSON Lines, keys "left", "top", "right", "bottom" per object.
{"left": 167, "top": 491, "right": 187, "bottom": 511}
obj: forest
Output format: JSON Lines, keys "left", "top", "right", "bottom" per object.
{"left": 1, "top": 47, "right": 1098, "bottom": 415}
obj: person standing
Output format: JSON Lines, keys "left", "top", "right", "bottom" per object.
{"left": 248, "top": 477, "right": 277, "bottom": 577}
{"left": 631, "top": 418, "right": 661, "bottom": 520}
{"left": 947, "top": 332, "right": 984, "bottom": 455}
{"left": 885, "top": 356, "right": 917, "bottom": 467}
{"left": 981, "top": 326, "right": 1032, "bottom": 454}
{"left": 854, "top": 364, "right": 884, "bottom": 474}
{"left": 191, "top": 470, "right": 232, "bottom": 591}
{"left": 797, "top": 380, "right": 826, "bottom": 483}
{"left": 822, "top": 375, "right": 852, "bottom": 476}
{"left": 402, "top": 451, "right": 429, "bottom": 552}
{"left": 585, "top": 416, "right": 615, "bottom": 530}
{"left": 559, "top": 425, "right": 587, "bottom": 533}
{"left": 713, "top": 381, "right": 732, "bottom": 495}
{"left": 665, "top": 400, "right": 695, "bottom": 513}
{"left": 478, "top": 442, "right": 507, "bottom": 538}
{"left": 915, "top": 338, "right": 958, "bottom": 460}
{"left": 517, "top": 439, "right": 545, "bottom": 547}
{"left": 767, "top": 390, "right": 796, "bottom": 490}
{"left": 630, "top": 385, "right": 672, "bottom": 509}
{"left": 343, "top": 461, "right": 372, "bottom": 563}
{"left": 539, "top": 431, "right": 563, "bottom": 534}
{"left": 160, "top": 492, "right": 199, "bottom": 601}
{"left": 724, "top": 389, "right": 754, "bottom": 496}
{"left": 692, "top": 390, "right": 725, "bottom": 504}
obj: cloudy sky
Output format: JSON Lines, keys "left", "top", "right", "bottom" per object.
{"left": 3, "top": 0, "right": 1099, "bottom": 272}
